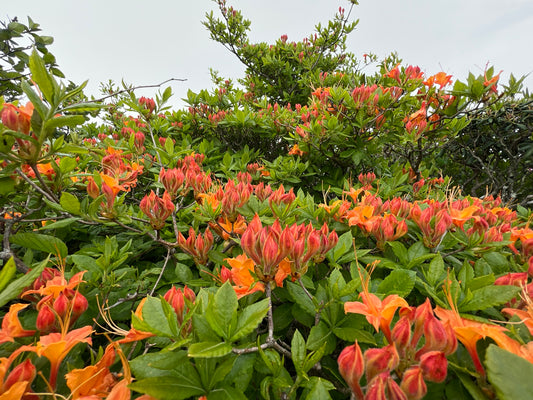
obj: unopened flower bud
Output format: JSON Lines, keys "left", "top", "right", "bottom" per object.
{"left": 400, "top": 366, "right": 427, "bottom": 400}
{"left": 364, "top": 343, "right": 399, "bottom": 382}
{"left": 419, "top": 351, "right": 448, "bottom": 383}
{"left": 3, "top": 359, "right": 36, "bottom": 391}
{"left": 36, "top": 305, "right": 57, "bottom": 333}
{"left": 337, "top": 342, "right": 364, "bottom": 396}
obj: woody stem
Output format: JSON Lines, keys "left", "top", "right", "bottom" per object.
{"left": 265, "top": 283, "right": 274, "bottom": 342}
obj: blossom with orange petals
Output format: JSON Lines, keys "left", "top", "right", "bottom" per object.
{"left": 0, "top": 304, "right": 36, "bottom": 345}
{"left": 344, "top": 264, "right": 408, "bottom": 342}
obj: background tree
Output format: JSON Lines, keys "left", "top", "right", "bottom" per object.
{"left": 0, "top": 16, "right": 63, "bottom": 101}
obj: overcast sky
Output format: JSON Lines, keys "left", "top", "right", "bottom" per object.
{"left": 3, "top": 0, "right": 533, "bottom": 109}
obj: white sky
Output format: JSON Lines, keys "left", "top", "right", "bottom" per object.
{"left": 3, "top": 0, "right": 533, "bottom": 109}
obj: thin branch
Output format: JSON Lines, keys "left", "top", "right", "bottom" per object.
{"left": 15, "top": 168, "right": 58, "bottom": 204}
{"left": 92, "top": 78, "right": 187, "bottom": 103}
{"left": 150, "top": 247, "right": 173, "bottom": 296}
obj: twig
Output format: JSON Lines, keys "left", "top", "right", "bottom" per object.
{"left": 149, "top": 248, "right": 173, "bottom": 296}
{"left": 15, "top": 167, "right": 58, "bottom": 204}
{"left": 92, "top": 78, "right": 187, "bottom": 103}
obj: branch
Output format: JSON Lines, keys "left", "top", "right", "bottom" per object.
{"left": 91, "top": 78, "right": 187, "bottom": 103}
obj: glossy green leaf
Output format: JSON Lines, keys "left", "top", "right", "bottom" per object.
{"left": 304, "top": 377, "right": 335, "bottom": 400}
{"left": 188, "top": 341, "right": 233, "bottom": 358}
{"left": 486, "top": 345, "right": 533, "bottom": 400}
{"left": 10, "top": 232, "right": 67, "bottom": 258}
{"left": 29, "top": 48, "right": 55, "bottom": 103}
{"left": 377, "top": 269, "right": 416, "bottom": 297}
{"left": 291, "top": 329, "right": 306, "bottom": 375}
{"left": 205, "top": 282, "right": 238, "bottom": 340}
{"left": 60, "top": 192, "right": 81, "bottom": 215}
{"left": 140, "top": 296, "right": 178, "bottom": 338}
{"left": 425, "top": 253, "right": 445, "bottom": 286}
{"left": 129, "top": 376, "right": 204, "bottom": 400}
{"left": 460, "top": 285, "right": 520, "bottom": 312}
{"left": 230, "top": 298, "right": 269, "bottom": 341}
{"left": 0, "top": 257, "right": 17, "bottom": 293}
{"left": 0, "top": 258, "right": 46, "bottom": 307}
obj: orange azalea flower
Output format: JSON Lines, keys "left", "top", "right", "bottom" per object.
{"left": 319, "top": 200, "right": 352, "bottom": 222}
{"left": 36, "top": 325, "right": 93, "bottom": 388}
{"left": 434, "top": 306, "right": 521, "bottom": 374}
{"left": 225, "top": 254, "right": 265, "bottom": 298}
{"left": 288, "top": 144, "right": 305, "bottom": 156}
{"left": 449, "top": 205, "right": 480, "bottom": 230}
{"left": 0, "top": 303, "right": 36, "bottom": 344}
{"left": 435, "top": 280, "right": 522, "bottom": 375}
{"left": 224, "top": 254, "right": 291, "bottom": 298}
{"left": 211, "top": 215, "right": 247, "bottom": 240}
{"left": 66, "top": 344, "right": 117, "bottom": 399}
{"left": 100, "top": 173, "right": 127, "bottom": 196}
{"left": 346, "top": 205, "right": 375, "bottom": 231}
{"left": 22, "top": 271, "right": 85, "bottom": 300}
{"left": 344, "top": 263, "right": 408, "bottom": 343}
{"left": 423, "top": 72, "right": 453, "bottom": 88}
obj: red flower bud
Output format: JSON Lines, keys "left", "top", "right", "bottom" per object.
{"left": 387, "top": 374, "right": 408, "bottom": 400}
{"left": 364, "top": 344, "right": 399, "bottom": 382}
{"left": 400, "top": 366, "right": 427, "bottom": 400}
{"left": 365, "top": 372, "right": 388, "bottom": 400}
{"left": 160, "top": 168, "right": 185, "bottom": 199}
{"left": 220, "top": 266, "right": 232, "bottom": 283}
{"left": 3, "top": 359, "right": 36, "bottom": 392}
{"left": 337, "top": 341, "right": 364, "bottom": 398}
{"left": 140, "top": 191, "right": 175, "bottom": 230}
{"left": 134, "top": 131, "right": 145, "bottom": 152}
{"left": 71, "top": 292, "right": 89, "bottom": 321}
{"left": 86, "top": 177, "right": 100, "bottom": 199}
{"left": 164, "top": 286, "right": 185, "bottom": 320}
{"left": 36, "top": 305, "right": 57, "bottom": 333}
{"left": 391, "top": 315, "right": 412, "bottom": 356}
{"left": 53, "top": 292, "right": 70, "bottom": 319}
{"left": 419, "top": 351, "right": 448, "bottom": 383}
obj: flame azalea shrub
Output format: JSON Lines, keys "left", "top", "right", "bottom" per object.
{"left": 2, "top": 6, "right": 533, "bottom": 400}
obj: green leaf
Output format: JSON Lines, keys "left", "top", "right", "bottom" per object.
{"left": 208, "top": 385, "right": 248, "bottom": 400}
{"left": 230, "top": 298, "right": 269, "bottom": 342}
{"left": 44, "top": 115, "right": 86, "bottom": 132}
{"left": 205, "top": 282, "right": 238, "bottom": 340}
{"left": 0, "top": 177, "right": 15, "bottom": 195}
{"left": 486, "top": 345, "right": 533, "bottom": 400}
{"left": 0, "top": 257, "right": 17, "bottom": 293}
{"left": 188, "top": 341, "right": 233, "bottom": 358}
{"left": 0, "top": 258, "right": 47, "bottom": 307}
{"left": 377, "top": 269, "right": 416, "bottom": 297}
{"left": 129, "top": 376, "right": 204, "bottom": 400}
{"left": 60, "top": 192, "right": 81, "bottom": 215}
{"left": 29, "top": 48, "right": 55, "bottom": 103}
{"left": 304, "top": 377, "right": 335, "bottom": 400}
{"left": 332, "top": 326, "right": 376, "bottom": 345}
{"left": 425, "top": 253, "right": 445, "bottom": 286}
{"left": 331, "top": 231, "right": 353, "bottom": 262}
{"left": 38, "top": 217, "right": 79, "bottom": 231}
{"left": 130, "top": 351, "right": 188, "bottom": 379}
{"left": 387, "top": 241, "right": 408, "bottom": 266}
{"left": 141, "top": 296, "right": 178, "bottom": 338}
{"left": 307, "top": 321, "right": 334, "bottom": 352}
{"left": 10, "top": 232, "right": 67, "bottom": 258}
{"left": 21, "top": 80, "right": 48, "bottom": 119}
{"left": 460, "top": 285, "right": 520, "bottom": 312}
{"left": 291, "top": 329, "right": 306, "bottom": 375}
{"left": 287, "top": 281, "right": 315, "bottom": 317}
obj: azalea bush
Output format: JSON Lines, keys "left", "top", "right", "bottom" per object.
{"left": 1, "top": 2, "right": 533, "bottom": 400}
